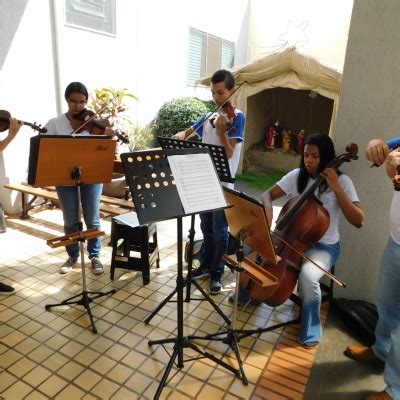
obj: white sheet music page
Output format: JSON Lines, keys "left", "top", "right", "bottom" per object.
{"left": 168, "top": 153, "right": 227, "bottom": 214}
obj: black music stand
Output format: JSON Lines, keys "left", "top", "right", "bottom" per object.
{"left": 121, "top": 148, "right": 240, "bottom": 399}
{"left": 28, "top": 134, "right": 117, "bottom": 333}
{"left": 157, "top": 136, "right": 233, "bottom": 322}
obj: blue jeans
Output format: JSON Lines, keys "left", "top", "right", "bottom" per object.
{"left": 372, "top": 236, "right": 400, "bottom": 399}
{"left": 200, "top": 210, "right": 228, "bottom": 279}
{"left": 298, "top": 241, "right": 340, "bottom": 345}
{"left": 56, "top": 184, "right": 103, "bottom": 258}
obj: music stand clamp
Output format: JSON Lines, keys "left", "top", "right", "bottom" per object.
{"left": 28, "top": 135, "right": 117, "bottom": 334}
{"left": 121, "top": 148, "right": 240, "bottom": 399}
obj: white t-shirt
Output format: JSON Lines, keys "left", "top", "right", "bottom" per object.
{"left": 390, "top": 191, "right": 400, "bottom": 244}
{"left": 45, "top": 114, "right": 90, "bottom": 136}
{"left": 276, "top": 168, "right": 360, "bottom": 244}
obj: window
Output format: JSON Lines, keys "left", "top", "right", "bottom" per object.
{"left": 65, "top": 0, "right": 116, "bottom": 35}
{"left": 187, "top": 28, "right": 235, "bottom": 86}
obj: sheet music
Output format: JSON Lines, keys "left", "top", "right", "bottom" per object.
{"left": 168, "top": 153, "right": 227, "bottom": 214}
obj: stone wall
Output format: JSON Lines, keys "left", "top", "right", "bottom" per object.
{"left": 244, "top": 149, "right": 301, "bottom": 173}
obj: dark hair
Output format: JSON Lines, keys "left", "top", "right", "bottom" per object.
{"left": 297, "top": 133, "right": 339, "bottom": 194}
{"left": 64, "top": 82, "right": 88, "bottom": 101}
{"left": 211, "top": 69, "right": 235, "bottom": 90}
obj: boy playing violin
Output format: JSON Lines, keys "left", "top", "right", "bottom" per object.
{"left": 0, "top": 117, "right": 22, "bottom": 295}
{"left": 173, "top": 69, "right": 246, "bottom": 294}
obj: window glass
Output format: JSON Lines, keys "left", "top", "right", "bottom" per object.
{"left": 65, "top": 0, "right": 116, "bottom": 35}
{"left": 187, "top": 28, "right": 235, "bottom": 86}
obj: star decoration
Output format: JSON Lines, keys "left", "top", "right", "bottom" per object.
{"left": 277, "top": 20, "right": 309, "bottom": 48}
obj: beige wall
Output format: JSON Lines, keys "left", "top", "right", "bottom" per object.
{"left": 334, "top": 0, "right": 400, "bottom": 301}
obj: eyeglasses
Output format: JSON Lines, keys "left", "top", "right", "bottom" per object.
{"left": 68, "top": 99, "right": 87, "bottom": 106}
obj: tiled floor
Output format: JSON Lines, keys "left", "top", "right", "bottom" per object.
{"left": 0, "top": 204, "right": 381, "bottom": 399}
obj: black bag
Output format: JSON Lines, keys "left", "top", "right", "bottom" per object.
{"left": 332, "top": 298, "right": 378, "bottom": 346}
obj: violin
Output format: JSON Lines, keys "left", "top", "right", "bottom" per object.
{"left": 72, "top": 109, "right": 129, "bottom": 144}
{"left": 214, "top": 101, "right": 237, "bottom": 131}
{"left": 0, "top": 109, "right": 47, "bottom": 133}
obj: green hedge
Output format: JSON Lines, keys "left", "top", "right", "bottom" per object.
{"left": 155, "top": 97, "right": 213, "bottom": 138}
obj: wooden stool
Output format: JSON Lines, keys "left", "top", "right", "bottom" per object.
{"left": 110, "top": 212, "right": 159, "bottom": 285}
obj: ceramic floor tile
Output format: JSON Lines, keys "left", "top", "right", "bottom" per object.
{"left": 37, "top": 374, "right": 69, "bottom": 398}
{"left": 1, "top": 208, "right": 355, "bottom": 399}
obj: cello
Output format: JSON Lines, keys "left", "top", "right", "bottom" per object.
{"left": 240, "top": 143, "right": 359, "bottom": 307}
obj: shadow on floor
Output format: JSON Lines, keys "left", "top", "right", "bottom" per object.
{"left": 305, "top": 306, "right": 386, "bottom": 399}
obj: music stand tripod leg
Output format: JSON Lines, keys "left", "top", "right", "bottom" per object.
{"left": 45, "top": 168, "right": 116, "bottom": 334}
{"left": 148, "top": 217, "right": 240, "bottom": 399}
{"left": 145, "top": 213, "right": 231, "bottom": 326}
{"left": 188, "top": 239, "right": 249, "bottom": 384}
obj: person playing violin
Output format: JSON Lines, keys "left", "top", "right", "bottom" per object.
{"left": 231, "top": 133, "right": 364, "bottom": 348}
{"left": 0, "top": 118, "right": 22, "bottom": 295}
{"left": 345, "top": 138, "right": 400, "bottom": 400}
{"left": 172, "top": 69, "right": 246, "bottom": 295}
{"left": 44, "top": 82, "right": 105, "bottom": 275}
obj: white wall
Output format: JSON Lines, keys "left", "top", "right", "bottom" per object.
{"left": 334, "top": 0, "right": 400, "bottom": 301}
{"left": 0, "top": 0, "right": 248, "bottom": 213}
{"left": 248, "top": 0, "right": 353, "bottom": 70}
{"left": 0, "top": 1, "right": 55, "bottom": 212}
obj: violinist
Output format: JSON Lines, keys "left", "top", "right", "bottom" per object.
{"left": 345, "top": 138, "right": 400, "bottom": 400}
{"left": 44, "top": 82, "right": 104, "bottom": 275}
{"left": 232, "top": 133, "right": 364, "bottom": 348}
{"left": 172, "top": 69, "right": 246, "bottom": 294}
{"left": 0, "top": 118, "right": 22, "bottom": 295}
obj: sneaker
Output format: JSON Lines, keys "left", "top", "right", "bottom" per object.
{"left": 301, "top": 341, "right": 319, "bottom": 349}
{"left": 209, "top": 279, "right": 222, "bottom": 295}
{"left": 228, "top": 293, "right": 260, "bottom": 306}
{"left": 91, "top": 257, "right": 104, "bottom": 275}
{"left": 191, "top": 263, "right": 210, "bottom": 279}
{"left": 0, "top": 282, "right": 16, "bottom": 296}
{"left": 344, "top": 345, "right": 384, "bottom": 366}
{"left": 60, "top": 256, "right": 78, "bottom": 274}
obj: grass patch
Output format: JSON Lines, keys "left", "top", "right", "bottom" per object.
{"left": 236, "top": 170, "right": 285, "bottom": 191}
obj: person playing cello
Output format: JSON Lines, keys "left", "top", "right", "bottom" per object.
{"left": 232, "top": 133, "right": 365, "bottom": 348}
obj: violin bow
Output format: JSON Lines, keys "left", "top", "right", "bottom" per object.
{"left": 186, "top": 80, "right": 247, "bottom": 140}
{"left": 70, "top": 94, "right": 118, "bottom": 135}
{"left": 271, "top": 231, "right": 347, "bottom": 288}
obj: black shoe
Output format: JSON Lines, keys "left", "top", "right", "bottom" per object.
{"left": 191, "top": 264, "right": 210, "bottom": 279}
{"left": 0, "top": 282, "right": 16, "bottom": 296}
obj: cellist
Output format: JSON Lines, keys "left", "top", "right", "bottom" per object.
{"left": 232, "top": 133, "right": 365, "bottom": 348}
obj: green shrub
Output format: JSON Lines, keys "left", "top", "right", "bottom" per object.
{"left": 155, "top": 97, "right": 209, "bottom": 137}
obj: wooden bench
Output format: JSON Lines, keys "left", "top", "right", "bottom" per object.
{"left": 3, "top": 183, "right": 134, "bottom": 219}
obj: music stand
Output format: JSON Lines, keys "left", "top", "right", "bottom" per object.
{"left": 121, "top": 148, "right": 241, "bottom": 399}
{"left": 157, "top": 136, "right": 233, "bottom": 322}
{"left": 188, "top": 187, "right": 280, "bottom": 383}
{"left": 28, "top": 134, "right": 117, "bottom": 333}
